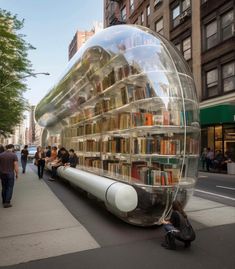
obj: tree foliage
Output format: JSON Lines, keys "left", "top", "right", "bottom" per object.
{"left": 0, "top": 9, "right": 34, "bottom": 136}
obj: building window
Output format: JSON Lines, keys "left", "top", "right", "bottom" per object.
{"left": 182, "top": 36, "right": 191, "bottom": 60}
{"left": 147, "top": 5, "right": 150, "bottom": 17}
{"left": 221, "top": 10, "right": 234, "bottom": 41}
{"left": 182, "top": 0, "right": 190, "bottom": 12}
{"left": 155, "top": 18, "right": 163, "bottom": 35}
{"left": 205, "top": 20, "right": 217, "bottom": 50}
{"left": 154, "top": 0, "right": 162, "bottom": 6}
{"left": 204, "top": 8, "right": 234, "bottom": 51}
{"left": 121, "top": 6, "right": 127, "bottom": 21}
{"left": 130, "top": 0, "right": 134, "bottom": 13}
{"left": 172, "top": 5, "right": 180, "bottom": 27}
{"left": 171, "top": 1, "right": 191, "bottom": 28}
{"left": 222, "top": 62, "right": 235, "bottom": 92}
{"left": 206, "top": 69, "right": 218, "bottom": 97}
{"left": 175, "top": 43, "right": 181, "bottom": 52}
{"left": 141, "top": 12, "right": 144, "bottom": 24}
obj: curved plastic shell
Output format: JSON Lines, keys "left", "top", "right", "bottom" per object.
{"left": 35, "top": 25, "right": 200, "bottom": 226}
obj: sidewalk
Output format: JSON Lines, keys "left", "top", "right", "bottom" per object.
{"left": 0, "top": 165, "right": 99, "bottom": 267}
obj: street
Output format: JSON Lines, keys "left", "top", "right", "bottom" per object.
{"left": 196, "top": 172, "right": 235, "bottom": 206}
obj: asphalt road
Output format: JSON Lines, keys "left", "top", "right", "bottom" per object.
{"left": 195, "top": 172, "right": 235, "bottom": 206}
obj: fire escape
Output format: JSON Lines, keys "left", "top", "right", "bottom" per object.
{"left": 109, "top": 0, "right": 126, "bottom": 26}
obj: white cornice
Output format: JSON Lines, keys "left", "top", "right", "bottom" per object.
{"left": 200, "top": 93, "right": 235, "bottom": 109}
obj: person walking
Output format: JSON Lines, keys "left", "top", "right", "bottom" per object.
{"left": 0, "top": 144, "right": 19, "bottom": 208}
{"left": 34, "top": 146, "right": 46, "bottom": 179}
{"left": 21, "top": 145, "right": 29, "bottom": 173}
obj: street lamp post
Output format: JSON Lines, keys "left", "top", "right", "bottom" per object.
{"left": 1, "top": 72, "right": 50, "bottom": 90}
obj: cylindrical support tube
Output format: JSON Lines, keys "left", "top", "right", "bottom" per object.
{"left": 57, "top": 167, "right": 138, "bottom": 212}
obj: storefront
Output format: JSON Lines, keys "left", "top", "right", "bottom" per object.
{"left": 200, "top": 104, "right": 235, "bottom": 161}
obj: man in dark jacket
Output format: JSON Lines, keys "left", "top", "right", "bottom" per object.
{"left": 65, "top": 149, "right": 78, "bottom": 168}
{"left": 49, "top": 147, "right": 69, "bottom": 181}
{"left": 0, "top": 144, "right": 19, "bottom": 208}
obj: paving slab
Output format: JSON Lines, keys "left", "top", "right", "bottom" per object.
{"left": 185, "top": 196, "right": 235, "bottom": 227}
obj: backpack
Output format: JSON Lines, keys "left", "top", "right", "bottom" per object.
{"left": 176, "top": 212, "right": 196, "bottom": 241}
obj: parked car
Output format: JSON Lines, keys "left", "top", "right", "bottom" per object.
{"left": 14, "top": 144, "right": 21, "bottom": 151}
{"left": 28, "top": 146, "right": 37, "bottom": 160}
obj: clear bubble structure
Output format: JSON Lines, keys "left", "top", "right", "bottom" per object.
{"left": 35, "top": 25, "right": 200, "bottom": 226}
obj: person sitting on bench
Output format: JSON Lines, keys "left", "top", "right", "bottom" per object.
{"left": 49, "top": 147, "right": 69, "bottom": 181}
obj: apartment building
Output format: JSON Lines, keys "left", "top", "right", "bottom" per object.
{"left": 104, "top": 0, "right": 235, "bottom": 159}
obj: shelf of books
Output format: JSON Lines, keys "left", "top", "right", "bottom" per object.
{"left": 62, "top": 60, "right": 200, "bottom": 190}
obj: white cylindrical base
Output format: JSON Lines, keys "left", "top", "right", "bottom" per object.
{"left": 57, "top": 167, "right": 138, "bottom": 212}
{"left": 227, "top": 163, "right": 235, "bottom": 175}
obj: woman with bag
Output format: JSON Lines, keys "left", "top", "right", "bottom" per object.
{"left": 34, "top": 146, "right": 46, "bottom": 179}
{"left": 161, "top": 200, "right": 195, "bottom": 250}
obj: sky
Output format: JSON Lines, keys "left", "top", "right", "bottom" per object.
{"left": 0, "top": 0, "right": 103, "bottom": 105}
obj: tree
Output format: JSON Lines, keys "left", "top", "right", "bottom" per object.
{"left": 0, "top": 9, "right": 34, "bottom": 137}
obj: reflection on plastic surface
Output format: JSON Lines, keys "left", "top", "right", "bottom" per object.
{"left": 35, "top": 25, "right": 200, "bottom": 226}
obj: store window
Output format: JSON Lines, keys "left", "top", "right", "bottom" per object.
{"left": 172, "top": 5, "right": 180, "bottom": 27}
{"left": 215, "top": 125, "right": 223, "bottom": 152}
{"left": 221, "top": 10, "right": 234, "bottom": 41}
{"left": 206, "top": 68, "right": 218, "bottom": 97}
{"left": 155, "top": 18, "right": 163, "bottom": 35}
{"left": 130, "top": 0, "right": 134, "bottom": 13}
{"left": 205, "top": 20, "right": 217, "bottom": 50}
{"left": 222, "top": 62, "right": 235, "bottom": 92}
{"left": 224, "top": 125, "right": 235, "bottom": 161}
{"left": 207, "top": 126, "right": 215, "bottom": 150}
{"left": 121, "top": 6, "right": 127, "bottom": 21}
{"left": 182, "top": 36, "right": 191, "bottom": 60}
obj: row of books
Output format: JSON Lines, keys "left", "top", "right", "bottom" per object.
{"left": 69, "top": 109, "right": 196, "bottom": 132}
{"left": 106, "top": 162, "right": 131, "bottom": 181}
{"left": 85, "top": 139, "right": 101, "bottom": 152}
{"left": 92, "top": 64, "right": 139, "bottom": 94}
{"left": 83, "top": 157, "right": 102, "bottom": 169}
{"left": 139, "top": 169, "right": 179, "bottom": 186}
{"left": 131, "top": 161, "right": 180, "bottom": 186}
{"left": 64, "top": 133, "right": 198, "bottom": 156}
{"left": 102, "top": 137, "right": 130, "bottom": 154}
{"left": 77, "top": 156, "right": 182, "bottom": 186}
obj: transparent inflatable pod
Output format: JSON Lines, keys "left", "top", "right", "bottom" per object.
{"left": 35, "top": 25, "right": 200, "bottom": 226}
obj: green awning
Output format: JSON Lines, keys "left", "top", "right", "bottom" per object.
{"left": 200, "top": 104, "right": 235, "bottom": 125}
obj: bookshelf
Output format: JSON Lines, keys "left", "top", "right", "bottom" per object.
{"left": 36, "top": 25, "right": 200, "bottom": 225}
{"left": 63, "top": 46, "right": 200, "bottom": 189}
